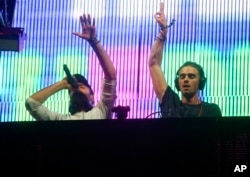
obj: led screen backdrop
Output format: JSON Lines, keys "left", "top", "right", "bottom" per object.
{"left": 0, "top": 0, "right": 249, "bottom": 121}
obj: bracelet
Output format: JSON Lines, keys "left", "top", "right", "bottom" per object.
{"left": 160, "top": 19, "right": 176, "bottom": 31}
{"left": 160, "top": 25, "right": 169, "bottom": 31}
{"left": 88, "top": 37, "right": 100, "bottom": 46}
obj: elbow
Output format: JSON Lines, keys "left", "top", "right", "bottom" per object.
{"left": 106, "top": 69, "right": 117, "bottom": 80}
{"left": 110, "top": 69, "right": 117, "bottom": 80}
{"left": 148, "top": 61, "right": 155, "bottom": 67}
{"left": 25, "top": 98, "right": 31, "bottom": 111}
{"left": 148, "top": 58, "right": 158, "bottom": 68}
{"left": 111, "top": 70, "right": 117, "bottom": 80}
{"left": 25, "top": 99, "right": 38, "bottom": 121}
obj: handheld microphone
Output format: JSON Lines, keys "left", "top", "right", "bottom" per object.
{"left": 63, "top": 64, "right": 79, "bottom": 89}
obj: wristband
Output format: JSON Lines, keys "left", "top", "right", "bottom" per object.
{"left": 160, "top": 19, "right": 176, "bottom": 30}
{"left": 88, "top": 37, "right": 100, "bottom": 46}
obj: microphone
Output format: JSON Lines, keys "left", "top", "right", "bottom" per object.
{"left": 63, "top": 64, "right": 79, "bottom": 89}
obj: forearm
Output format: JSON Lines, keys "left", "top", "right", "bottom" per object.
{"left": 29, "top": 81, "right": 66, "bottom": 104}
{"left": 148, "top": 30, "right": 167, "bottom": 67}
{"left": 90, "top": 42, "right": 116, "bottom": 80}
{"left": 148, "top": 30, "right": 168, "bottom": 102}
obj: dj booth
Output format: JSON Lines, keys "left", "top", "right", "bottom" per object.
{"left": 0, "top": 118, "right": 249, "bottom": 177}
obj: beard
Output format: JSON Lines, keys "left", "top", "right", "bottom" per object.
{"left": 182, "top": 91, "right": 196, "bottom": 100}
{"left": 69, "top": 90, "right": 93, "bottom": 115}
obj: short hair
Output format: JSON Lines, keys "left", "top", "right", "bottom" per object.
{"left": 175, "top": 61, "right": 207, "bottom": 90}
{"left": 176, "top": 61, "right": 205, "bottom": 78}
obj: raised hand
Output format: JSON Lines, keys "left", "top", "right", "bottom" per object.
{"left": 72, "top": 14, "right": 96, "bottom": 41}
{"left": 154, "top": 2, "right": 168, "bottom": 28}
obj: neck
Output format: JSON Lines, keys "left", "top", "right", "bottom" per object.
{"left": 182, "top": 93, "right": 200, "bottom": 105}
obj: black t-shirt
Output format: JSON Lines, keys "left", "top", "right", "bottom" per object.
{"left": 160, "top": 86, "right": 222, "bottom": 118}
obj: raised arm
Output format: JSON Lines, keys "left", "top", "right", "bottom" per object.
{"left": 72, "top": 14, "right": 116, "bottom": 80}
{"left": 148, "top": 2, "right": 168, "bottom": 103}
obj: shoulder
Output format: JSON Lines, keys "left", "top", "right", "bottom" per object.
{"left": 201, "top": 102, "right": 222, "bottom": 117}
{"left": 161, "top": 86, "right": 180, "bottom": 104}
{"left": 85, "top": 106, "right": 106, "bottom": 119}
{"left": 160, "top": 86, "right": 182, "bottom": 117}
{"left": 202, "top": 102, "right": 220, "bottom": 108}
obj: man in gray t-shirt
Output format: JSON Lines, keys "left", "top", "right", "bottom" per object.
{"left": 25, "top": 14, "right": 116, "bottom": 120}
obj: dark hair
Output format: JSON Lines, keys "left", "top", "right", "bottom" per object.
{"left": 73, "top": 74, "right": 94, "bottom": 94}
{"left": 174, "top": 61, "right": 207, "bottom": 90}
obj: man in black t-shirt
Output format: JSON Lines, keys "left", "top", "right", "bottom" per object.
{"left": 148, "top": 2, "right": 221, "bottom": 118}
{"left": 159, "top": 85, "right": 222, "bottom": 118}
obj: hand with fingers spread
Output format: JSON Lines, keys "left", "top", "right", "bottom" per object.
{"left": 72, "top": 14, "right": 96, "bottom": 41}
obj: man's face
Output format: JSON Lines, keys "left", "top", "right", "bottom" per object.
{"left": 69, "top": 83, "right": 92, "bottom": 100}
{"left": 68, "top": 83, "right": 94, "bottom": 114}
{"left": 178, "top": 66, "right": 200, "bottom": 97}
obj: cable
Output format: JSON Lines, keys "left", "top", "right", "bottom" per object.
{"left": 144, "top": 111, "right": 162, "bottom": 119}
{"left": 145, "top": 110, "right": 178, "bottom": 119}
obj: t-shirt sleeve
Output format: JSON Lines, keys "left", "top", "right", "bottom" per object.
{"left": 160, "top": 86, "right": 182, "bottom": 117}
{"left": 25, "top": 97, "right": 70, "bottom": 121}
{"left": 205, "top": 103, "right": 222, "bottom": 118}
{"left": 95, "top": 79, "right": 117, "bottom": 119}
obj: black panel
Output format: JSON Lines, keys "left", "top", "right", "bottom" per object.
{"left": 0, "top": 118, "right": 249, "bottom": 177}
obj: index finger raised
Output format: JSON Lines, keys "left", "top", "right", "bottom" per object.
{"left": 160, "top": 2, "right": 164, "bottom": 13}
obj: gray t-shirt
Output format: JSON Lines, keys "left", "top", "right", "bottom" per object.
{"left": 25, "top": 79, "right": 116, "bottom": 120}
